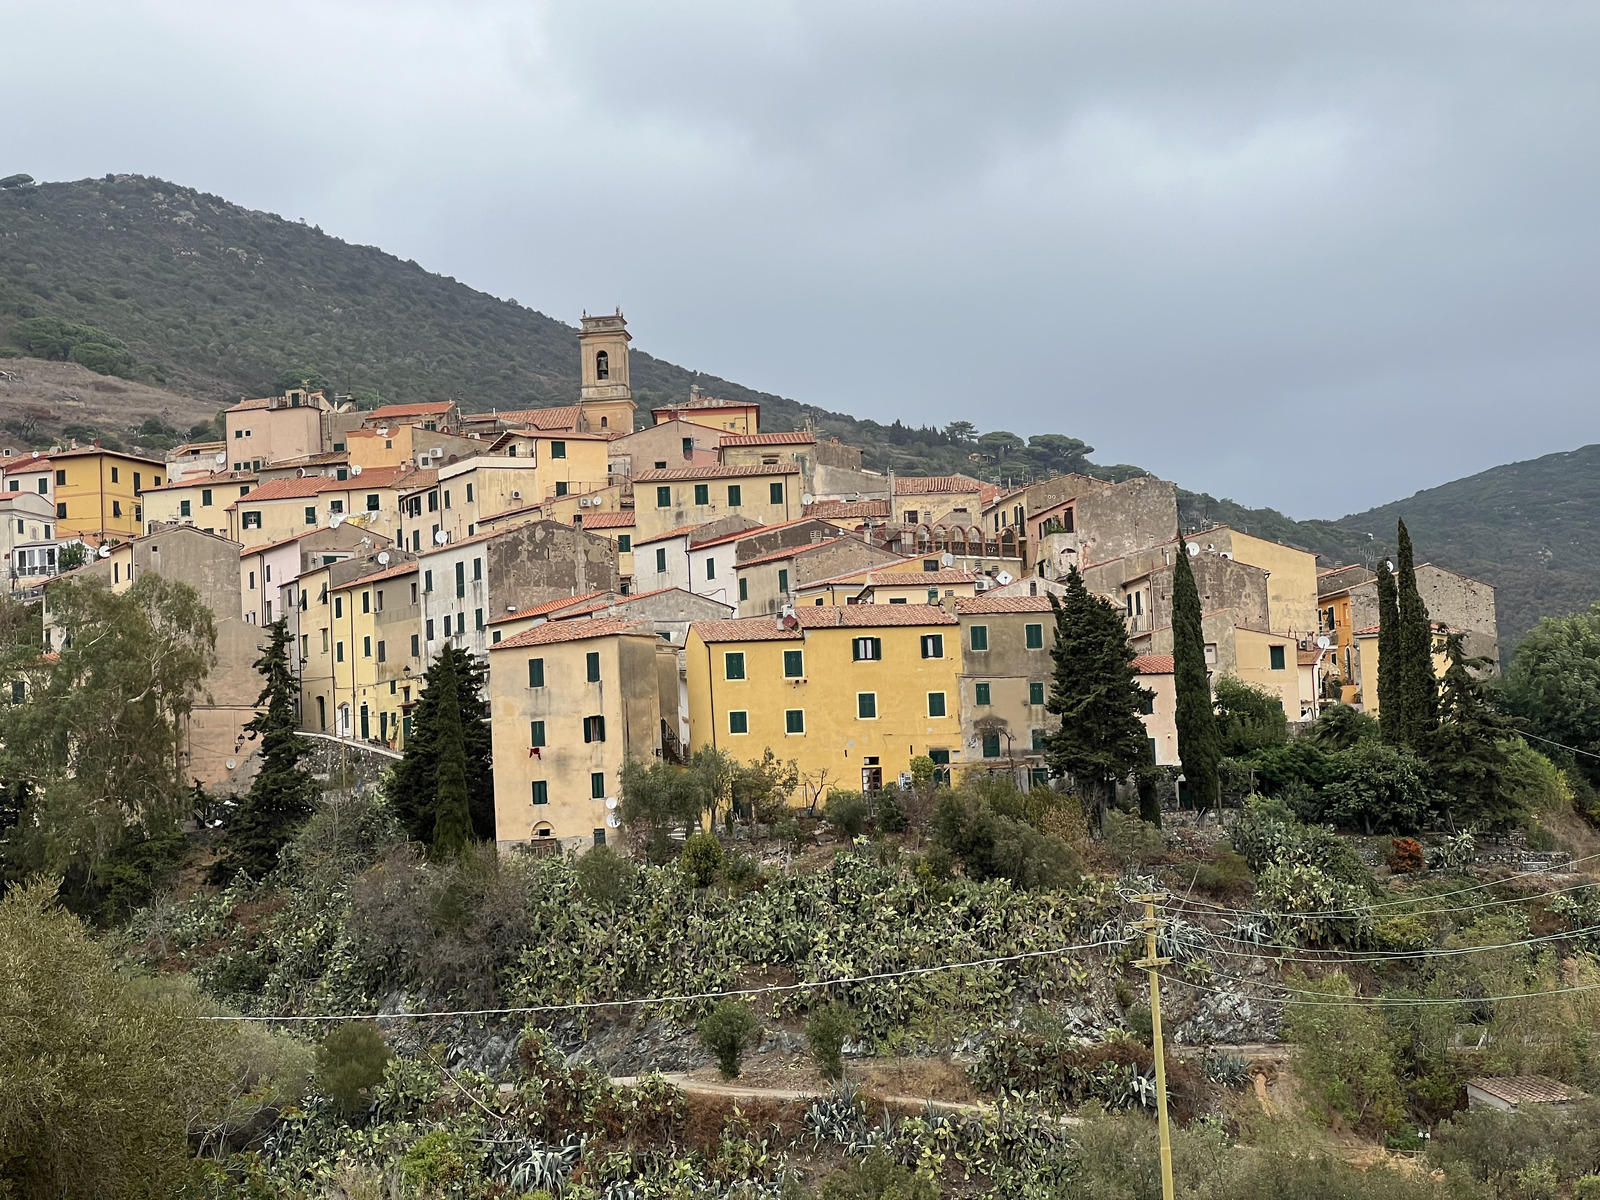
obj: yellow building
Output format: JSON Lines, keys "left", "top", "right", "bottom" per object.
{"left": 633, "top": 464, "right": 800, "bottom": 544}
{"left": 791, "top": 557, "right": 945, "bottom": 606}
{"left": 141, "top": 471, "right": 257, "bottom": 536}
{"left": 488, "top": 617, "right": 670, "bottom": 850}
{"left": 394, "top": 445, "right": 611, "bottom": 549}
{"left": 1352, "top": 623, "right": 1455, "bottom": 718}
{"left": 49, "top": 447, "right": 166, "bottom": 542}
{"left": 228, "top": 465, "right": 423, "bottom": 550}
{"left": 652, "top": 392, "right": 761, "bottom": 435}
{"left": 686, "top": 604, "right": 962, "bottom": 806}
{"left": 1192, "top": 526, "right": 1320, "bottom": 640}
{"left": 576, "top": 311, "right": 639, "bottom": 435}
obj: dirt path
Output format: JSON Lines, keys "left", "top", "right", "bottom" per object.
{"left": 612, "top": 1073, "right": 1082, "bottom": 1123}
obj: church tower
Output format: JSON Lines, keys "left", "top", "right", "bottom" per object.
{"left": 577, "top": 310, "right": 635, "bottom": 433}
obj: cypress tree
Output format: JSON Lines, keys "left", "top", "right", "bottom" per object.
{"left": 1395, "top": 519, "right": 1438, "bottom": 748}
{"left": 429, "top": 647, "right": 473, "bottom": 856}
{"left": 1427, "top": 632, "right": 1521, "bottom": 831}
{"left": 389, "top": 646, "right": 494, "bottom": 844}
{"left": 1171, "top": 541, "right": 1222, "bottom": 817}
{"left": 1375, "top": 556, "right": 1403, "bottom": 743}
{"left": 216, "top": 617, "right": 315, "bottom": 881}
{"left": 1042, "top": 566, "right": 1152, "bottom": 826}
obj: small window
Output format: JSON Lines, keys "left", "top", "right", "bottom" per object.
{"left": 366, "top": 493, "right": 380, "bottom": 511}
{"left": 55, "top": 470, "right": 66, "bottom": 485}
{"left": 920, "top": 634, "right": 944, "bottom": 659}
{"left": 586, "top": 650, "right": 600, "bottom": 682}
{"left": 362, "top": 636, "right": 372, "bottom": 658}
{"left": 532, "top": 780, "right": 549, "bottom": 805}
{"left": 1032, "top": 729, "right": 1046, "bottom": 752}
{"left": 304, "top": 505, "right": 316, "bottom": 526}
{"left": 1270, "top": 645, "right": 1287, "bottom": 671}
{"left": 362, "top": 590, "right": 371, "bottom": 614}
{"left": 729, "top": 710, "right": 749, "bottom": 734}
{"left": 110, "top": 467, "right": 119, "bottom": 484}
{"left": 852, "top": 637, "right": 882, "bottom": 661}
{"left": 426, "top": 619, "right": 435, "bottom": 639}
{"left": 377, "top": 640, "right": 387, "bottom": 663}
{"left": 784, "top": 649, "right": 804, "bottom": 678}
{"left": 466, "top": 483, "right": 474, "bottom": 502}
{"left": 595, "top": 350, "right": 609, "bottom": 380}
{"left": 769, "top": 481, "right": 784, "bottom": 504}
{"left": 202, "top": 489, "right": 212, "bottom": 506}
{"left": 655, "top": 547, "right": 667, "bottom": 573}
{"left": 724, "top": 652, "right": 746, "bottom": 680}
{"left": 706, "top": 558, "right": 716, "bottom": 580}
{"left": 727, "top": 484, "right": 742, "bottom": 507}
{"left": 777, "top": 568, "right": 789, "bottom": 595}
{"left": 927, "top": 589, "right": 938, "bottom": 604}
{"left": 738, "top": 577, "right": 749, "bottom": 602}
{"left": 591, "top": 771, "right": 606, "bottom": 800}
{"left": 970, "top": 625, "right": 989, "bottom": 651}
{"left": 1025, "top": 623, "right": 1044, "bottom": 649}
{"left": 1029, "top": 681, "right": 1046, "bottom": 705}
{"left": 334, "top": 596, "right": 343, "bottom": 619}
{"left": 180, "top": 499, "right": 191, "bottom": 517}
{"left": 982, "top": 733, "right": 1001, "bottom": 758}
{"left": 456, "top": 562, "right": 465, "bottom": 597}
{"left": 56, "top": 502, "right": 66, "bottom": 518}
{"left": 336, "top": 641, "right": 345, "bottom": 663}
{"left": 1140, "top": 692, "right": 1155, "bottom": 715}
{"left": 858, "top": 693, "right": 877, "bottom": 719}
{"left": 694, "top": 483, "right": 709, "bottom": 505}
{"left": 656, "top": 486, "right": 671, "bottom": 508}
{"left": 424, "top": 570, "right": 433, "bottom": 592}
{"left": 112, "top": 500, "right": 122, "bottom": 518}
{"left": 583, "top": 715, "right": 606, "bottom": 743}
{"left": 329, "top": 499, "right": 344, "bottom": 515}
{"left": 528, "top": 658, "right": 545, "bottom": 687}
{"left": 555, "top": 481, "right": 568, "bottom": 497}
{"left": 428, "top": 491, "right": 438, "bottom": 512}
{"left": 785, "top": 709, "right": 805, "bottom": 735}
{"left": 928, "top": 692, "right": 946, "bottom": 717}
{"left": 530, "top": 720, "right": 546, "bottom": 746}
{"left": 551, "top": 440, "right": 567, "bottom": 459}
{"left": 411, "top": 633, "right": 420, "bottom": 657}
{"left": 975, "top": 682, "right": 991, "bottom": 706}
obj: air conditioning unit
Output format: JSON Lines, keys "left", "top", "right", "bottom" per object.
{"left": 973, "top": 577, "right": 992, "bottom": 592}
{"left": 428, "top": 447, "right": 444, "bottom": 459}
{"left": 511, "top": 490, "right": 522, "bottom": 500}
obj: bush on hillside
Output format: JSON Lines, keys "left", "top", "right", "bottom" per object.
{"left": 680, "top": 832, "right": 723, "bottom": 887}
{"left": 806, "top": 1002, "right": 858, "bottom": 1081}
{"left": 316, "top": 1021, "right": 391, "bottom": 1118}
{"left": 698, "top": 1000, "right": 759, "bottom": 1078}
{"left": 825, "top": 790, "right": 868, "bottom": 838}
{"left": 931, "top": 791, "right": 1082, "bottom": 890}
{"left": 1214, "top": 675, "right": 1290, "bottom": 757}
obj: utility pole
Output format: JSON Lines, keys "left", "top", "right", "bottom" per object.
{"left": 1133, "top": 891, "right": 1175, "bottom": 1200}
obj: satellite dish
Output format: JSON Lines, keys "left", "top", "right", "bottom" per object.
{"left": 98, "top": 544, "right": 112, "bottom": 558}
{"left": 605, "top": 796, "right": 618, "bottom": 810}
{"left": 1316, "top": 635, "right": 1331, "bottom": 649}
{"left": 801, "top": 493, "right": 815, "bottom": 506}
{"left": 434, "top": 530, "right": 449, "bottom": 545}
{"left": 994, "top": 570, "right": 1013, "bottom": 586}
{"left": 377, "top": 551, "right": 390, "bottom": 565}
{"left": 329, "top": 513, "right": 345, "bottom": 528}
{"left": 226, "top": 757, "right": 237, "bottom": 771}
{"left": 350, "top": 463, "right": 362, "bottom": 476}
{"left": 214, "top": 451, "right": 227, "bottom": 465}
{"left": 941, "top": 552, "right": 954, "bottom": 567}
{"left": 606, "top": 813, "right": 621, "bottom": 829}
{"left": 376, "top": 427, "right": 389, "bottom": 436}
{"left": 1186, "top": 542, "right": 1200, "bottom": 557}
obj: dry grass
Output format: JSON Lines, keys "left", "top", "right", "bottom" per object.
{"left": 0, "top": 356, "right": 218, "bottom": 446}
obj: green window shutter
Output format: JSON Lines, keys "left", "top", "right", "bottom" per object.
{"left": 530, "top": 720, "right": 545, "bottom": 746}
{"left": 982, "top": 733, "right": 1001, "bottom": 758}
{"left": 769, "top": 481, "right": 783, "bottom": 504}
{"left": 1031, "top": 728, "right": 1045, "bottom": 751}
{"left": 1025, "top": 623, "right": 1044, "bottom": 649}
{"left": 1029, "top": 681, "right": 1046, "bottom": 705}
{"left": 586, "top": 651, "right": 601, "bottom": 682}
{"left": 456, "top": 562, "right": 465, "bottom": 597}
{"left": 729, "top": 710, "right": 749, "bottom": 734}
{"left": 694, "top": 483, "right": 709, "bottom": 505}
{"left": 304, "top": 506, "right": 317, "bottom": 525}
{"left": 656, "top": 548, "right": 667, "bottom": 572}
{"left": 656, "top": 486, "right": 671, "bottom": 507}
{"left": 857, "top": 693, "right": 876, "bottom": 719}
{"left": 778, "top": 568, "right": 789, "bottom": 594}
{"left": 725, "top": 652, "right": 746, "bottom": 680}
{"left": 706, "top": 558, "right": 716, "bottom": 580}
{"left": 928, "top": 692, "right": 946, "bottom": 717}
{"left": 727, "top": 484, "right": 742, "bottom": 506}
{"left": 528, "top": 658, "right": 545, "bottom": 687}
{"left": 532, "top": 781, "right": 549, "bottom": 805}
{"left": 739, "top": 578, "right": 748, "bottom": 601}
{"left": 1270, "top": 645, "right": 1287, "bottom": 670}
{"left": 617, "top": 535, "right": 631, "bottom": 553}
{"left": 783, "top": 649, "right": 804, "bottom": 677}
{"left": 591, "top": 771, "right": 606, "bottom": 799}
{"left": 970, "top": 625, "right": 988, "bottom": 651}
{"left": 921, "top": 634, "right": 943, "bottom": 659}
{"left": 785, "top": 709, "right": 805, "bottom": 734}
{"left": 551, "top": 441, "right": 566, "bottom": 458}
{"left": 975, "top": 682, "right": 991, "bottom": 705}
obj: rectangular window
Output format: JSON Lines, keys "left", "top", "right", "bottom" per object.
{"left": 473, "top": 557, "right": 482, "bottom": 581}
{"left": 928, "top": 691, "right": 946, "bottom": 717}
{"left": 857, "top": 692, "right": 877, "bottom": 719}
{"left": 336, "top": 641, "right": 345, "bottom": 663}
{"left": 362, "top": 591, "right": 370, "bottom": 614}
{"left": 455, "top": 562, "right": 465, "bottom": 597}
{"left": 970, "top": 625, "right": 989, "bottom": 651}
{"left": 769, "top": 481, "right": 784, "bottom": 504}
{"left": 37, "top": 479, "right": 46, "bottom": 494}
{"left": 134, "top": 472, "right": 141, "bottom": 492}
{"left": 1025, "top": 623, "right": 1044, "bottom": 649}
{"left": 975, "top": 682, "right": 991, "bottom": 706}
{"left": 424, "top": 570, "right": 433, "bottom": 592}
{"left": 727, "top": 484, "right": 742, "bottom": 507}
{"left": 366, "top": 493, "right": 380, "bottom": 511}
{"left": 777, "top": 568, "right": 789, "bottom": 594}
{"left": 410, "top": 633, "right": 420, "bottom": 657}
{"left": 656, "top": 486, "right": 671, "bottom": 507}
{"left": 111, "top": 500, "right": 123, "bottom": 518}
{"left": 425, "top": 619, "right": 434, "bottom": 640}
{"left": 551, "top": 441, "right": 566, "bottom": 459}
{"left": 1029, "top": 681, "right": 1046, "bottom": 705}
{"left": 428, "top": 491, "right": 438, "bottom": 512}
{"left": 982, "top": 733, "right": 1001, "bottom": 758}
{"left": 532, "top": 780, "right": 549, "bottom": 805}
{"left": 586, "top": 651, "right": 601, "bottom": 682}
{"left": 591, "top": 771, "right": 606, "bottom": 799}
{"left": 852, "top": 637, "right": 882, "bottom": 661}
{"left": 555, "top": 481, "right": 568, "bottom": 497}
{"left": 202, "top": 489, "right": 212, "bottom": 506}
{"left": 110, "top": 467, "right": 119, "bottom": 483}
{"left": 729, "top": 710, "right": 749, "bottom": 734}
{"left": 334, "top": 596, "right": 343, "bottom": 619}
{"left": 784, "top": 649, "right": 804, "bottom": 677}
{"left": 528, "top": 658, "right": 545, "bottom": 687}
{"left": 617, "top": 534, "right": 631, "bottom": 553}
{"left": 377, "top": 640, "right": 387, "bottom": 663}
{"left": 362, "top": 636, "right": 372, "bottom": 658}
{"left": 55, "top": 469, "right": 66, "bottom": 486}
{"left": 1032, "top": 728, "right": 1045, "bottom": 752}
{"left": 583, "top": 715, "right": 606, "bottom": 743}
{"left": 466, "top": 483, "right": 474, "bottom": 503}
{"left": 180, "top": 499, "right": 191, "bottom": 517}
{"left": 475, "top": 608, "right": 483, "bottom": 630}
{"left": 694, "top": 483, "right": 709, "bottom": 505}
{"left": 739, "top": 578, "right": 748, "bottom": 601}
{"left": 785, "top": 709, "right": 805, "bottom": 735}
{"left": 321, "top": 629, "right": 329, "bottom": 652}
{"left": 56, "top": 502, "right": 66, "bottom": 518}
{"left": 706, "top": 557, "right": 716, "bottom": 580}
{"left": 724, "top": 651, "right": 746, "bottom": 680}
{"left": 920, "top": 634, "right": 944, "bottom": 659}
{"left": 1140, "top": 692, "right": 1155, "bottom": 715}
{"left": 1270, "top": 644, "right": 1287, "bottom": 670}
{"left": 444, "top": 489, "right": 451, "bottom": 509}
{"left": 530, "top": 720, "right": 546, "bottom": 746}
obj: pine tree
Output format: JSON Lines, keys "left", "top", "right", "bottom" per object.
{"left": 217, "top": 617, "right": 315, "bottom": 881}
{"left": 1428, "top": 632, "right": 1521, "bottom": 831}
{"left": 389, "top": 645, "right": 494, "bottom": 844}
{"left": 1042, "top": 566, "right": 1152, "bottom": 826}
{"left": 1171, "top": 542, "right": 1222, "bottom": 817}
{"left": 429, "top": 649, "right": 473, "bottom": 856}
{"left": 1375, "top": 556, "right": 1403, "bottom": 743}
{"left": 1395, "top": 519, "right": 1438, "bottom": 749}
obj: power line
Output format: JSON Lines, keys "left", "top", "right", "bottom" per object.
{"left": 1169, "top": 921, "right": 1600, "bottom": 965}
{"left": 1160, "top": 959, "right": 1600, "bottom": 1008}
{"left": 186, "top": 936, "right": 1117, "bottom": 1023}
{"left": 1520, "top": 729, "right": 1600, "bottom": 762}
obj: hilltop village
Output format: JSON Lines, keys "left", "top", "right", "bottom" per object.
{"left": 2, "top": 312, "right": 1498, "bottom": 845}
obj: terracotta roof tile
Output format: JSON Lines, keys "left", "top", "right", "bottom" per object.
{"left": 804, "top": 498, "right": 890, "bottom": 519}
{"left": 861, "top": 569, "right": 975, "bottom": 588}
{"left": 736, "top": 539, "right": 846, "bottom": 569}
{"left": 634, "top": 524, "right": 704, "bottom": 546}
{"left": 1132, "top": 654, "right": 1175, "bottom": 674}
{"left": 2, "top": 453, "right": 51, "bottom": 473}
{"left": 633, "top": 463, "right": 801, "bottom": 482}
{"left": 692, "top": 603, "right": 957, "bottom": 643}
{"left": 463, "top": 405, "right": 583, "bottom": 431}
{"left": 1468, "top": 1076, "right": 1584, "bottom": 1106}
{"left": 692, "top": 516, "right": 837, "bottom": 549}
{"left": 955, "top": 595, "right": 1057, "bottom": 614}
{"left": 490, "top": 616, "right": 653, "bottom": 650}
{"left": 893, "top": 473, "right": 990, "bottom": 496}
{"left": 718, "top": 432, "right": 816, "bottom": 447}
{"left": 490, "top": 590, "right": 615, "bottom": 625}
{"left": 574, "top": 511, "right": 635, "bottom": 529}
{"left": 366, "top": 402, "right": 456, "bottom": 421}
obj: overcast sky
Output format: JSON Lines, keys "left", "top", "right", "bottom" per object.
{"left": 5, "top": 2, "right": 1600, "bottom": 517}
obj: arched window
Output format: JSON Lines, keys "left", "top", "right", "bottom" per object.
{"left": 596, "top": 350, "right": 609, "bottom": 380}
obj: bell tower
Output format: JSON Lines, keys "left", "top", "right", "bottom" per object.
{"left": 577, "top": 310, "right": 635, "bottom": 433}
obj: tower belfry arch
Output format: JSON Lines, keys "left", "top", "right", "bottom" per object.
{"left": 577, "top": 309, "right": 635, "bottom": 433}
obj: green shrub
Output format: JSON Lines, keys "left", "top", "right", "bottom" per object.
{"left": 1214, "top": 675, "right": 1290, "bottom": 756}
{"left": 680, "top": 832, "right": 724, "bottom": 888}
{"left": 817, "top": 1150, "right": 939, "bottom": 1200}
{"left": 931, "top": 792, "right": 1081, "bottom": 890}
{"left": 1104, "top": 809, "right": 1163, "bottom": 868}
{"left": 399, "top": 1128, "right": 479, "bottom": 1193}
{"left": 872, "top": 788, "right": 908, "bottom": 833}
{"left": 825, "top": 790, "right": 868, "bottom": 838}
{"left": 719, "top": 849, "right": 761, "bottom": 891}
{"left": 698, "top": 1000, "right": 759, "bottom": 1078}
{"left": 1322, "top": 740, "right": 1436, "bottom": 834}
{"left": 575, "top": 844, "right": 637, "bottom": 908}
{"left": 1188, "top": 849, "right": 1253, "bottom": 896}
{"left": 1282, "top": 971, "right": 1405, "bottom": 1136}
{"left": 806, "top": 1002, "right": 857, "bottom": 1081}
{"left": 315, "top": 1021, "right": 391, "bottom": 1117}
